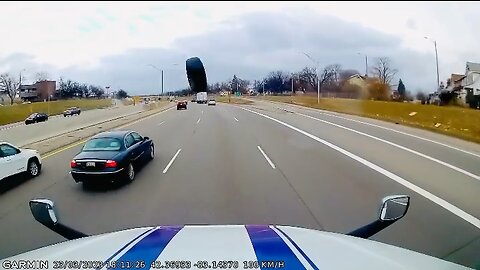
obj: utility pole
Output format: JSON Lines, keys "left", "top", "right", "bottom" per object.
{"left": 161, "top": 70, "right": 164, "bottom": 95}
{"left": 424, "top": 37, "right": 440, "bottom": 91}
{"left": 302, "top": 52, "right": 320, "bottom": 104}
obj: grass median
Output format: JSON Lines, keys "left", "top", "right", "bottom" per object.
{"left": 257, "top": 95, "right": 480, "bottom": 144}
{"left": 0, "top": 99, "right": 113, "bottom": 126}
{"left": 217, "top": 96, "right": 253, "bottom": 104}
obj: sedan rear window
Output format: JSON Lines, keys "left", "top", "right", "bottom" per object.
{"left": 82, "top": 138, "right": 122, "bottom": 151}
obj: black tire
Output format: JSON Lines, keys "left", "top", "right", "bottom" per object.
{"left": 27, "top": 159, "right": 41, "bottom": 178}
{"left": 125, "top": 162, "right": 135, "bottom": 183}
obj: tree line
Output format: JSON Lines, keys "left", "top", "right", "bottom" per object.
{"left": 0, "top": 71, "right": 107, "bottom": 105}
{"left": 203, "top": 57, "right": 421, "bottom": 102}
{"left": 57, "top": 78, "right": 105, "bottom": 99}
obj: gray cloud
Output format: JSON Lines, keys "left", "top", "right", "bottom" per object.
{"left": 1, "top": 9, "right": 438, "bottom": 94}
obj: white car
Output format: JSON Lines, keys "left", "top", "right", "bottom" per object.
{"left": 0, "top": 142, "right": 42, "bottom": 181}
{"left": 208, "top": 99, "right": 216, "bottom": 106}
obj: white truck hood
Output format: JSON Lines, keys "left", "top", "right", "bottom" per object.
{"left": 1, "top": 225, "right": 470, "bottom": 270}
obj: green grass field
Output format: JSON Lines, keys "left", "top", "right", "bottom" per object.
{"left": 258, "top": 95, "right": 480, "bottom": 144}
{"left": 0, "top": 99, "right": 112, "bottom": 126}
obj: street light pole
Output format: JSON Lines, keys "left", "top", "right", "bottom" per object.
{"left": 434, "top": 40, "right": 440, "bottom": 90}
{"left": 302, "top": 52, "right": 320, "bottom": 104}
{"left": 424, "top": 36, "right": 440, "bottom": 91}
{"left": 161, "top": 70, "right": 164, "bottom": 96}
{"left": 357, "top": 53, "right": 368, "bottom": 77}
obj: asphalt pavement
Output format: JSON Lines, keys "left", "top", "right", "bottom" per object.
{"left": 0, "top": 101, "right": 143, "bottom": 146}
{"left": 0, "top": 100, "right": 478, "bottom": 268}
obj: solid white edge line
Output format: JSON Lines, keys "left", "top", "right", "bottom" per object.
{"left": 241, "top": 107, "right": 480, "bottom": 229}
{"left": 196, "top": 118, "right": 201, "bottom": 124}
{"left": 272, "top": 100, "right": 480, "bottom": 159}
{"left": 270, "top": 226, "right": 314, "bottom": 270}
{"left": 257, "top": 146, "right": 276, "bottom": 169}
{"left": 296, "top": 112, "right": 480, "bottom": 182}
{"left": 234, "top": 117, "right": 239, "bottom": 122}
{"left": 163, "top": 149, "right": 182, "bottom": 174}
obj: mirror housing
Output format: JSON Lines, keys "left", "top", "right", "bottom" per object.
{"left": 29, "top": 199, "right": 88, "bottom": 240}
{"left": 144, "top": 136, "right": 150, "bottom": 141}
{"left": 379, "top": 195, "right": 409, "bottom": 221}
{"left": 347, "top": 195, "right": 410, "bottom": 239}
{"left": 29, "top": 199, "right": 58, "bottom": 227}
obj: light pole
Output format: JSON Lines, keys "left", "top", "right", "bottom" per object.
{"left": 147, "top": 63, "right": 179, "bottom": 96}
{"left": 357, "top": 52, "right": 368, "bottom": 77}
{"left": 147, "top": 64, "right": 164, "bottom": 95}
{"left": 424, "top": 36, "right": 440, "bottom": 91}
{"left": 302, "top": 52, "right": 320, "bottom": 104}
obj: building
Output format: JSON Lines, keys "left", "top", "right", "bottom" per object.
{"left": 442, "top": 62, "right": 480, "bottom": 108}
{"left": 346, "top": 74, "right": 367, "bottom": 90}
{"left": 18, "top": 80, "right": 56, "bottom": 102}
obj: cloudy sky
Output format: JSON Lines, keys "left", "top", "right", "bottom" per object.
{"left": 1, "top": 1, "right": 479, "bottom": 94}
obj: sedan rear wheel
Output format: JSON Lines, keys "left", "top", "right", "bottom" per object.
{"left": 125, "top": 163, "right": 135, "bottom": 183}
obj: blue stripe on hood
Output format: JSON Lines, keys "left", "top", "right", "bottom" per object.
{"left": 245, "top": 225, "right": 306, "bottom": 270}
{"left": 109, "top": 226, "right": 183, "bottom": 270}
{"left": 275, "top": 226, "right": 319, "bottom": 270}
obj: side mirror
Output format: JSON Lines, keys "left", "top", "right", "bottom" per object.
{"left": 144, "top": 136, "right": 150, "bottom": 141}
{"left": 347, "top": 195, "right": 410, "bottom": 239}
{"left": 29, "top": 198, "right": 87, "bottom": 240}
{"left": 379, "top": 195, "right": 409, "bottom": 221}
{"left": 29, "top": 199, "right": 58, "bottom": 227}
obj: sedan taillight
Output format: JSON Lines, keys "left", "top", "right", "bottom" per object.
{"left": 105, "top": 160, "right": 117, "bottom": 168}
{"left": 70, "top": 160, "right": 77, "bottom": 168}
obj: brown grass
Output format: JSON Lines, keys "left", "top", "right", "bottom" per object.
{"left": 257, "top": 95, "right": 480, "bottom": 144}
{"left": 0, "top": 99, "right": 112, "bottom": 126}
{"left": 217, "top": 96, "right": 253, "bottom": 104}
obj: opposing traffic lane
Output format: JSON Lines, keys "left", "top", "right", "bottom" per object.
{"left": 0, "top": 103, "right": 143, "bottom": 146}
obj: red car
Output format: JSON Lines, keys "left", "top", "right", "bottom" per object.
{"left": 177, "top": 100, "right": 187, "bottom": 110}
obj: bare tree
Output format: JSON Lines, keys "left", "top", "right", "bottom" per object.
{"left": 318, "top": 64, "right": 340, "bottom": 92}
{"left": 371, "top": 57, "right": 397, "bottom": 85}
{"left": 35, "top": 72, "right": 50, "bottom": 82}
{"left": 0, "top": 73, "right": 22, "bottom": 105}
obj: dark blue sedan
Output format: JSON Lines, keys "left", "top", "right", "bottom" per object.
{"left": 70, "top": 130, "right": 154, "bottom": 186}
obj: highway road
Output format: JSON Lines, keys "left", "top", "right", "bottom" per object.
{"left": 0, "top": 100, "right": 478, "bottom": 268}
{"left": 0, "top": 100, "right": 143, "bottom": 146}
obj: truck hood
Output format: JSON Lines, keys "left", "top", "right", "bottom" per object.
{"left": 1, "top": 225, "right": 469, "bottom": 269}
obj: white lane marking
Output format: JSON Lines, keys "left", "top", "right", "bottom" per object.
{"left": 196, "top": 118, "right": 201, "bottom": 124}
{"left": 201, "top": 110, "right": 204, "bottom": 115}
{"left": 163, "top": 149, "right": 182, "bottom": 174}
{"left": 241, "top": 107, "right": 480, "bottom": 229}
{"left": 271, "top": 226, "right": 314, "bottom": 270}
{"left": 297, "top": 112, "right": 480, "bottom": 182}
{"left": 257, "top": 146, "right": 276, "bottom": 169}
{"left": 234, "top": 117, "right": 239, "bottom": 122}
{"left": 281, "top": 102, "right": 480, "bottom": 159}
{"left": 157, "top": 121, "right": 165, "bottom": 126}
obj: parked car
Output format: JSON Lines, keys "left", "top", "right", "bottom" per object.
{"left": 25, "top": 113, "right": 49, "bottom": 125}
{"left": 177, "top": 100, "right": 188, "bottom": 110}
{"left": 70, "top": 130, "right": 154, "bottom": 186}
{"left": 63, "top": 107, "right": 81, "bottom": 117}
{"left": 208, "top": 99, "right": 216, "bottom": 106}
{"left": 0, "top": 141, "right": 42, "bottom": 181}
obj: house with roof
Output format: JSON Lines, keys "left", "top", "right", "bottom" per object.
{"left": 443, "top": 62, "right": 480, "bottom": 108}
{"left": 463, "top": 62, "right": 480, "bottom": 108}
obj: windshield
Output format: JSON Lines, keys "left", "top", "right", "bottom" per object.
{"left": 82, "top": 138, "right": 122, "bottom": 151}
{"left": 1, "top": 2, "right": 479, "bottom": 269}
